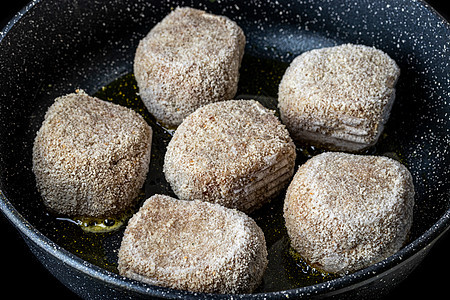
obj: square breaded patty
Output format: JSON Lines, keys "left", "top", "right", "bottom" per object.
{"left": 32, "top": 91, "right": 152, "bottom": 217}
{"left": 118, "top": 194, "right": 268, "bottom": 294}
{"left": 284, "top": 152, "right": 414, "bottom": 274}
{"left": 278, "top": 44, "right": 400, "bottom": 151}
{"left": 163, "top": 100, "right": 296, "bottom": 213}
{"left": 134, "top": 7, "right": 245, "bottom": 127}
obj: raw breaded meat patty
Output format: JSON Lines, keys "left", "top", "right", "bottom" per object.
{"left": 118, "top": 194, "right": 268, "bottom": 294}
{"left": 163, "top": 100, "right": 296, "bottom": 213}
{"left": 32, "top": 91, "right": 152, "bottom": 217}
{"left": 134, "top": 7, "right": 245, "bottom": 126}
{"left": 278, "top": 44, "right": 400, "bottom": 151}
{"left": 284, "top": 152, "right": 414, "bottom": 274}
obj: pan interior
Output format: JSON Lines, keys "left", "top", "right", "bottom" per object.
{"left": 0, "top": 0, "right": 449, "bottom": 295}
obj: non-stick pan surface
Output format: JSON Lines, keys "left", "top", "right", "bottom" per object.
{"left": 1, "top": 0, "right": 449, "bottom": 299}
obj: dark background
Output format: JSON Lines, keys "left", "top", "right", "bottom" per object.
{"left": 1, "top": 1, "right": 449, "bottom": 299}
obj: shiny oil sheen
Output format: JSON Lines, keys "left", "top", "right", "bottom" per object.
{"left": 41, "top": 53, "right": 409, "bottom": 291}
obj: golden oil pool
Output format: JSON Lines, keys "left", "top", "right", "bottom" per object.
{"left": 44, "top": 53, "right": 403, "bottom": 291}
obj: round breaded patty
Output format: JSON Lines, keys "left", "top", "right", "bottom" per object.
{"left": 118, "top": 194, "right": 268, "bottom": 294}
{"left": 278, "top": 44, "right": 400, "bottom": 151}
{"left": 163, "top": 100, "right": 296, "bottom": 213}
{"left": 134, "top": 7, "right": 246, "bottom": 127}
{"left": 32, "top": 91, "right": 152, "bottom": 217}
{"left": 283, "top": 152, "right": 414, "bottom": 274}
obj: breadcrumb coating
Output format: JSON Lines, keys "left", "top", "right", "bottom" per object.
{"left": 118, "top": 194, "right": 268, "bottom": 294}
{"left": 278, "top": 44, "right": 400, "bottom": 151}
{"left": 32, "top": 91, "right": 152, "bottom": 217}
{"left": 163, "top": 100, "right": 296, "bottom": 213}
{"left": 134, "top": 7, "right": 246, "bottom": 126}
{"left": 284, "top": 152, "right": 414, "bottom": 274}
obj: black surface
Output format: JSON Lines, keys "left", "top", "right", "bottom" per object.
{"left": 1, "top": 1, "right": 449, "bottom": 299}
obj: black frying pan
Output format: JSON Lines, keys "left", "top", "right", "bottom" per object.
{"left": 1, "top": 0, "right": 449, "bottom": 299}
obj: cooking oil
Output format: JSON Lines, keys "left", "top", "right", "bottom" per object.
{"left": 42, "top": 53, "right": 405, "bottom": 291}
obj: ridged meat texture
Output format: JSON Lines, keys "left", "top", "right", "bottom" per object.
{"left": 164, "top": 100, "right": 296, "bottom": 213}
{"left": 278, "top": 44, "right": 400, "bottom": 151}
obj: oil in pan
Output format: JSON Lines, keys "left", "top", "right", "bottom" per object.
{"left": 43, "top": 53, "right": 404, "bottom": 291}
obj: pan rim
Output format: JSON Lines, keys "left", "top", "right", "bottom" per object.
{"left": 1, "top": 0, "right": 449, "bottom": 298}
{"left": 2, "top": 188, "right": 450, "bottom": 299}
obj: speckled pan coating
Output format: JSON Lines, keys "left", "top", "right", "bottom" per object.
{"left": 163, "top": 100, "right": 296, "bottom": 213}
{"left": 1, "top": 0, "right": 449, "bottom": 299}
{"left": 278, "top": 44, "right": 400, "bottom": 151}
{"left": 134, "top": 7, "right": 245, "bottom": 126}
{"left": 32, "top": 91, "right": 152, "bottom": 217}
{"left": 118, "top": 194, "right": 268, "bottom": 294}
{"left": 284, "top": 152, "right": 414, "bottom": 275}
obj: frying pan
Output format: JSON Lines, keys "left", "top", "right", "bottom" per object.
{"left": 1, "top": 0, "right": 449, "bottom": 299}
